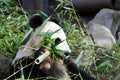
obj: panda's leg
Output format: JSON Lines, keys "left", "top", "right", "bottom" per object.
{"left": 64, "top": 57, "right": 96, "bottom": 80}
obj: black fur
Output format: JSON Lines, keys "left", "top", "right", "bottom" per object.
{"left": 29, "top": 14, "right": 59, "bottom": 29}
{"left": 10, "top": 48, "right": 97, "bottom": 80}
{"left": 10, "top": 47, "right": 67, "bottom": 80}
{"left": 10, "top": 47, "right": 47, "bottom": 79}
{"left": 11, "top": 57, "right": 46, "bottom": 79}
{"left": 29, "top": 15, "right": 43, "bottom": 29}
{"left": 64, "top": 57, "right": 96, "bottom": 80}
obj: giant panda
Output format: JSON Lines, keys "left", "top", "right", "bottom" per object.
{"left": 10, "top": 14, "right": 96, "bottom": 80}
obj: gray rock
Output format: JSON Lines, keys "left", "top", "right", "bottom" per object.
{"left": 91, "top": 8, "right": 120, "bottom": 37}
{"left": 0, "top": 54, "right": 12, "bottom": 79}
{"left": 118, "top": 32, "right": 120, "bottom": 43}
{"left": 86, "top": 8, "right": 120, "bottom": 49}
{"left": 87, "top": 22, "right": 116, "bottom": 50}
{"left": 114, "top": 72, "right": 120, "bottom": 80}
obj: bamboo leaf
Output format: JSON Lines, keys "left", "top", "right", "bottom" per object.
{"left": 36, "top": 17, "right": 50, "bottom": 35}
{"left": 20, "top": 29, "right": 33, "bottom": 45}
{"left": 97, "top": 60, "right": 110, "bottom": 71}
{"left": 75, "top": 51, "right": 83, "bottom": 64}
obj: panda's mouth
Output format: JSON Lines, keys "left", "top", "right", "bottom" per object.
{"left": 34, "top": 50, "right": 50, "bottom": 65}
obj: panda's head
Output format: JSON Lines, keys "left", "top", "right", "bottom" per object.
{"left": 12, "top": 14, "right": 71, "bottom": 64}
{"left": 29, "top": 14, "right": 71, "bottom": 53}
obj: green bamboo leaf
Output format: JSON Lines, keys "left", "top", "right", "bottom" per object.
{"left": 36, "top": 17, "right": 50, "bottom": 35}
{"left": 55, "top": 49, "right": 64, "bottom": 55}
{"left": 97, "top": 60, "right": 110, "bottom": 71}
{"left": 20, "top": 65, "right": 25, "bottom": 80}
{"left": 15, "top": 66, "right": 25, "bottom": 80}
{"left": 15, "top": 78, "right": 24, "bottom": 80}
{"left": 75, "top": 51, "right": 83, "bottom": 64}
{"left": 48, "top": 29, "right": 61, "bottom": 37}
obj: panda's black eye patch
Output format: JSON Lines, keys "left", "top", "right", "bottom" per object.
{"left": 29, "top": 15, "right": 43, "bottom": 29}
{"left": 55, "top": 38, "right": 61, "bottom": 45}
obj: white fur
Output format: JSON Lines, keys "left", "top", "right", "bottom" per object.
{"left": 12, "top": 21, "right": 71, "bottom": 64}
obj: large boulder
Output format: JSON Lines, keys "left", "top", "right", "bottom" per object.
{"left": 86, "top": 8, "right": 120, "bottom": 49}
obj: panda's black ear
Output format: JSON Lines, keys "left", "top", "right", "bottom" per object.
{"left": 29, "top": 14, "right": 43, "bottom": 29}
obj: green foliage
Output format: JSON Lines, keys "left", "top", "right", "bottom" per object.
{"left": 88, "top": 45, "right": 120, "bottom": 80}
{"left": 97, "top": 60, "right": 112, "bottom": 72}
{"left": 0, "top": 0, "right": 29, "bottom": 58}
{"left": 56, "top": 0, "right": 68, "bottom": 10}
